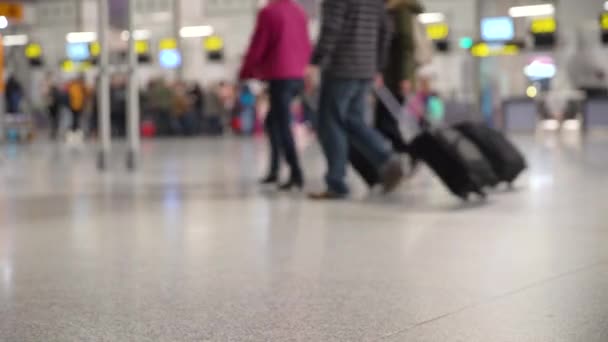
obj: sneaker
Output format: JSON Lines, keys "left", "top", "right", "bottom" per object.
{"left": 66, "top": 131, "right": 84, "bottom": 148}
{"left": 65, "top": 131, "right": 75, "bottom": 145}
{"left": 380, "top": 156, "right": 404, "bottom": 194}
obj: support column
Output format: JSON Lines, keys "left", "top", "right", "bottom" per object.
{"left": 126, "top": 0, "right": 140, "bottom": 171}
{"left": 97, "top": 0, "right": 111, "bottom": 171}
{"left": 172, "top": 0, "right": 183, "bottom": 80}
{"left": 0, "top": 35, "right": 4, "bottom": 143}
{"left": 472, "top": 0, "right": 483, "bottom": 115}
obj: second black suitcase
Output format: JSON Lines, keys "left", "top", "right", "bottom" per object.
{"left": 411, "top": 128, "right": 499, "bottom": 200}
{"left": 454, "top": 122, "right": 527, "bottom": 185}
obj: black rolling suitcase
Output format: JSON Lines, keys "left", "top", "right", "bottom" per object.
{"left": 360, "top": 86, "right": 498, "bottom": 200}
{"left": 454, "top": 122, "right": 527, "bottom": 186}
{"left": 410, "top": 128, "right": 498, "bottom": 200}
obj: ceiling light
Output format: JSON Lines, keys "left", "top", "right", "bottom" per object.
{"left": 179, "top": 26, "right": 214, "bottom": 38}
{"left": 0, "top": 16, "right": 8, "bottom": 30}
{"left": 66, "top": 32, "right": 97, "bottom": 43}
{"left": 121, "top": 30, "right": 151, "bottom": 41}
{"left": 3, "top": 34, "right": 28, "bottom": 47}
{"left": 418, "top": 13, "right": 445, "bottom": 24}
{"left": 526, "top": 85, "right": 538, "bottom": 98}
{"left": 509, "top": 4, "right": 555, "bottom": 18}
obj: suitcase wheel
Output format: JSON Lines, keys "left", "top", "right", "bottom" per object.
{"left": 458, "top": 192, "right": 470, "bottom": 202}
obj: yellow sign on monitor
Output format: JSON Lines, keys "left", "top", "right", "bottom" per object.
{"left": 531, "top": 17, "right": 556, "bottom": 34}
{"left": 204, "top": 35, "right": 224, "bottom": 52}
{"left": 90, "top": 42, "right": 101, "bottom": 57}
{"left": 25, "top": 43, "right": 42, "bottom": 59}
{"left": 135, "top": 40, "right": 149, "bottom": 55}
{"left": 0, "top": 2, "right": 23, "bottom": 20}
{"left": 80, "top": 61, "right": 93, "bottom": 71}
{"left": 62, "top": 60, "right": 93, "bottom": 73}
{"left": 471, "top": 43, "right": 490, "bottom": 57}
{"left": 602, "top": 13, "right": 608, "bottom": 30}
{"left": 501, "top": 44, "right": 519, "bottom": 56}
{"left": 426, "top": 23, "right": 449, "bottom": 41}
{"left": 471, "top": 43, "right": 520, "bottom": 58}
{"left": 159, "top": 38, "right": 177, "bottom": 50}
{"left": 61, "top": 60, "right": 75, "bottom": 72}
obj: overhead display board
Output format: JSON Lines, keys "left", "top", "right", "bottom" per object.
{"left": 426, "top": 23, "right": 449, "bottom": 41}
{"left": 481, "top": 17, "right": 514, "bottom": 42}
{"left": 530, "top": 17, "right": 557, "bottom": 48}
{"left": 530, "top": 17, "right": 556, "bottom": 34}
{"left": 471, "top": 42, "right": 520, "bottom": 58}
{"left": 67, "top": 43, "right": 91, "bottom": 62}
{"left": 25, "top": 43, "right": 42, "bottom": 59}
{"left": 25, "top": 43, "right": 44, "bottom": 67}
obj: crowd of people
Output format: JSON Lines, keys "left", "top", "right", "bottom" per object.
{"left": 38, "top": 73, "right": 271, "bottom": 144}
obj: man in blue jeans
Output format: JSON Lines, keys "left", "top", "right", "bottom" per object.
{"left": 309, "top": 0, "right": 404, "bottom": 199}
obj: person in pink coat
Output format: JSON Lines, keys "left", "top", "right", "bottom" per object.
{"left": 240, "top": 0, "right": 312, "bottom": 191}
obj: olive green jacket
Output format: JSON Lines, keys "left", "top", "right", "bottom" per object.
{"left": 383, "top": 0, "right": 424, "bottom": 91}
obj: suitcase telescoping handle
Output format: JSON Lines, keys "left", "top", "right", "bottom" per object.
{"left": 373, "top": 85, "right": 431, "bottom": 133}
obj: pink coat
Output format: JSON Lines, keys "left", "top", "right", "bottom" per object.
{"left": 239, "top": 0, "right": 312, "bottom": 81}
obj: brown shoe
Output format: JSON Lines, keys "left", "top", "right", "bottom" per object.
{"left": 308, "top": 191, "right": 348, "bottom": 201}
{"left": 380, "top": 157, "right": 404, "bottom": 194}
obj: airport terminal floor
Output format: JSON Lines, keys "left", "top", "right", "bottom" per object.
{"left": 0, "top": 132, "right": 607, "bottom": 341}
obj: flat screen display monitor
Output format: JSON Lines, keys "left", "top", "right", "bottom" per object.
{"left": 159, "top": 49, "right": 181, "bottom": 69}
{"left": 481, "top": 17, "right": 515, "bottom": 42}
{"left": 66, "top": 43, "right": 90, "bottom": 61}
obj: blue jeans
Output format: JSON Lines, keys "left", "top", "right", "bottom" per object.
{"left": 265, "top": 79, "right": 304, "bottom": 179}
{"left": 317, "top": 77, "right": 391, "bottom": 195}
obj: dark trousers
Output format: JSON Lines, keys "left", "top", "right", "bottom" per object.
{"left": 112, "top": 113, "right": 127, "bottom": 137}
{"left": 580, "top": 87, "right": 608, "bottom": 99}
{"left": 49, "top": 106, "right": 60, "bottom": 139}
{"left": 265, "top": 79, "right": 304, "bottom": 180}
{"left": 70, "top": 109, "right": 83, "bottom": 132}
{"left": 317, "top": 77, "right": 391, "bottom": 195}
{"left": 349, "top": 88, "right": 411, "bottom": 187}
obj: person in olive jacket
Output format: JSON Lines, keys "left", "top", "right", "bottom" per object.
{"left": 348, "top": 0, "right": 425, "bottom": 188}
{"left": 378, "top": 0, "right": 424, "bottom": 152}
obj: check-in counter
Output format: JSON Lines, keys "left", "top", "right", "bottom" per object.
{"left": 583, "top": 97, "right": 608, "bottom": 132}
{"left": 501, "top": 97, "right": 538, "bottom": 133}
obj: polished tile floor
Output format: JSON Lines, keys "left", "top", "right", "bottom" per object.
{"left": 0, "top": 132, "right": 607, "bottom": 341}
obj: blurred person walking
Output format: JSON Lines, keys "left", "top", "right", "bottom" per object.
{"left": 66, "top": 74, "right": 89, "bottom": 144}
{"left": 110, "top": 74, "right": 127, "bottom": 137}
{"left": 171, "top": 81, "right": 194, "bottom": 136}
{"left": 375, "top": 0, "right": 424, "bottom": 151}
{"left": 189, "top": 83, "right": 205, "bottom": 133}
{"left": 189, "top": 83, "right": 205, "bottom": 115}
{"left": 309, "top": 0, "right": 404, "bottom": 200}
{"left": 5, "top": 75, "right": 24, "bottom": 114}
{"left": 239, "top": 0, "right": 312, "bottom": 191}
{"left": 146, "top": 79, "right": 173, "bottom": 136}
{"left": 349, "top": 0, "right": 424, "bottom": 188}
{"left": 567, "top": 30, "right": 608, "bottom": 99}
{"left": 41, "top": 73, "right": 63, "bottom": 140}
